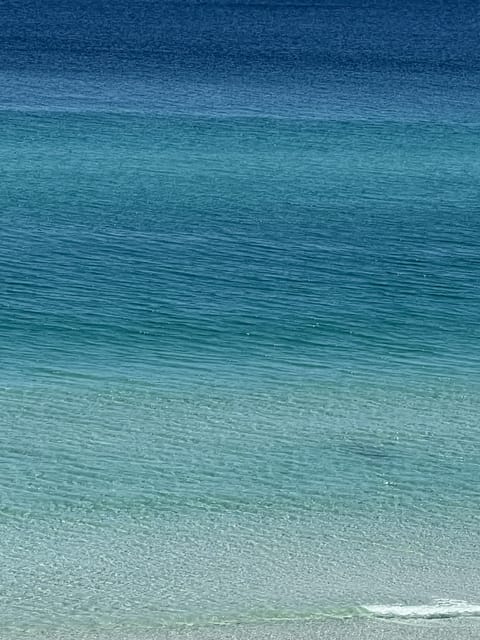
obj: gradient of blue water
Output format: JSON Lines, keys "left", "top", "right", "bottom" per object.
{"left": 1, "top": 1, "right": 480, "bottom": 638}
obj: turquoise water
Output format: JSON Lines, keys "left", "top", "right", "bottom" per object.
{"left": 1, "top": 1, "right": 480, "bottom": 637}
{"left": 1, "top": 110, "right": 480, "bottom": 639}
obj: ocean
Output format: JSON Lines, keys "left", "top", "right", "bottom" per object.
{"left": 1, "top": 1, "right": 480, "bottom": 638}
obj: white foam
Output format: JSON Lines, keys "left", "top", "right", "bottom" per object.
{"left": 364, "top": 600, "right": 480, "bottom": 619}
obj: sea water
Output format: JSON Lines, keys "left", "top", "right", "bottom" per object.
{"left": 1, "top": 1, "right": 480, "bottom": 638}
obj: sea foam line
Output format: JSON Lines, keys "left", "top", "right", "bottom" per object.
{"left": 363, "top": 600, "right": 480, "bottom": 619}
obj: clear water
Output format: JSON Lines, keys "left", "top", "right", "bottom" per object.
{"left": 1, "top": 1, "right": 480, "bottom": 638}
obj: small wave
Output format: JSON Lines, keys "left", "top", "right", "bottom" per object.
{"left": 364, "top": 600, "right": 480, "bottom": 619}
{"left": 165, "top": 601, "right": 480, "bottom": 629}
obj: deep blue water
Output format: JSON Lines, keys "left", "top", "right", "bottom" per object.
{"left": 1, "top": 1, "right": 480, "bottom": 638}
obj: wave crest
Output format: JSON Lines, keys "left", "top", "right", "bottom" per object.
{"left": 364, "top": 600, "right": 480, "bottom": 619}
